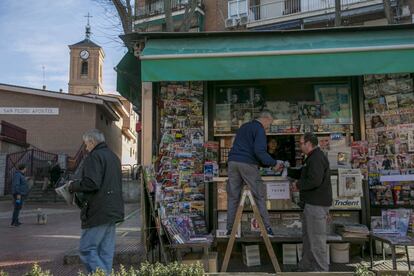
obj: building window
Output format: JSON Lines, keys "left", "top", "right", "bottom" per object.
{"left": 100, "top": 114, "right": 104, "bottom": 120}
{"left": 81, "top": 61, "right": 88, "bottom": 75}
{"left": 99, "top": 65, "right": 102, "bottom": 80}
{"left": 130, "top": 148, "right": 132, "bottom": 157}
{"left": 228, "top": 0, "right": 248, "bottom": 18}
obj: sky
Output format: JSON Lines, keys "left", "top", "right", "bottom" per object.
{"left": 0, "top": 0, "right": 128, "bottom": 93}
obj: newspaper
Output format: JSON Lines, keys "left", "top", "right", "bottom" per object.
{"left": 338, "top": 168, "right": 363, "bottom": 197}
{"left": 55, "top": 181, "right": 74, "bottom": 205}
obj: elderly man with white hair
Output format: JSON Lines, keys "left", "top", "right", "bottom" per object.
{"left": 69, "top": 129, "right": 124, "bottom": 275}
{"left": 227, "top": 111, "right": 283, "bottom": 237}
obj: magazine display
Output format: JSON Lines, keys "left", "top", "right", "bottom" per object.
{"left": 155, "top": 82, "right": 211, "bottom": 244}
{"left": 363, "top": 74, "right": 414, "bottom": 210}
{"left": 214, "top": 85, "right": 353, "bottom": 134}
{"left": 374, "top": 209, "right": 413, "bottom": 236}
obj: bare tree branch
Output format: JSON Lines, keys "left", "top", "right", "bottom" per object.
{"left": 111, "top": 0, "right": 133, "bottom": 34}
{"left": 179, "top": 0, "right": 198, "bottom": 32}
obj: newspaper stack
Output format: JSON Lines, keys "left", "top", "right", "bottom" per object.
{"left": 335, "top": 223, "right": 369, "bottom": 238}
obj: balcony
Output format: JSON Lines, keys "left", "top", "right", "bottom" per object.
{"left": 227, "top": 0, "right": 383, "bottom": 28}
{"left": 136, "top": 0, "right": 203, "bottom": 20}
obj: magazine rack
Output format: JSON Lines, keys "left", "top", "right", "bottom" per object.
{"left": 369, "top": 233, "right": 414, "bottom": 270}
{"left": 142, "top": 169, "right": 169, "bottom": 263}
{"left": 143, "top": 169, "right": 212, "bottom": 266}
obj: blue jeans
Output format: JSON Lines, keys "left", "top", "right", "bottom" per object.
{"left": 79, "top": 223, "right": 116, "bottom": 275}
{"left": 11, "top": 194, "right": 24, "bottom": 225}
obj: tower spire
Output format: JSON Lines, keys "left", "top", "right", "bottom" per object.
{"left": 85, "top": 13, "right": 93, "bottom": 40}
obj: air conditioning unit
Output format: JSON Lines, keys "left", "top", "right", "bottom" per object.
{"left": 239, "top": 15, "right": 249, "bottom": 25}
{"left": 225, "top": 18, "right": 237, "bottom": 28}
{"left": 400, "top": 5, "right": 411, "bottom": 17}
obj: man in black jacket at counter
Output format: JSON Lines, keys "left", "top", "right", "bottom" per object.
{"left": 297, "top": 132, "right": 332, "bottom": 272}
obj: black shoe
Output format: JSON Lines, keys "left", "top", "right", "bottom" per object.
{"left": 16, "top": 222, "right": 22, "bottom": 226}
{"left": 225, "top": 230, "right": 240, "bottom": 238}
{"left": 266, "top": 227, "right": 275, "bottom": 237}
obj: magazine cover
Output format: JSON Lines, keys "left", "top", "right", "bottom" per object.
{"left": 351, "top": 141, "right": 368, "bottom": 160}
{"left": 396, "top": 78, "right": 413, "bottom": 93}
{"left": 266, "top": 101, "right": 291, "bottom": 120}
{"left": 371, "top": 115, "right": 386, "bottom": 129}
{"left": 204, "top": 141, "right": 219, "bottom": 162}
{"left": 385, "top": 94, "right": 399, "bottom": 110}
{"left": 380, "top": 79, "right": 399, "bottom": 95}
{"left": 371, "top": 216, "right": 383, "bottom": 231}
{"left": 338, "top": 168, "right": 363, "bottom": 197}
{"left": 299, "top": 102, "right": 321, "bottom": 121}
{"left": 363, "top": 83, "right": 379, "bottom": 99}
{"left": 398, "top": 92, "right": 414, "bottom": 108}
{"left": 314, "top": 85, "right": 351, "bottom": 120}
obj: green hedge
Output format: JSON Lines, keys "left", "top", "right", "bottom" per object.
{"left": 0, "top": 262, "right": 204, "bottom": 276}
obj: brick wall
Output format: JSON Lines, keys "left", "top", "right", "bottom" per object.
{"left": 204, "top": 0, "right": 227, "bottom": 31}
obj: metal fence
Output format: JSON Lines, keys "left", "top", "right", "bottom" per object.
{"left": 4, "top": 149, "right": 58, "bottom": 195}
{"left": 136, "top": 0, "right": 203, "bottom": 18}
{"left": 248, "top": 0, "right": 377, "bottom": 22}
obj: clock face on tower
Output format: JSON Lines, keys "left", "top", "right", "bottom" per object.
{"left": 80, "top": 50, "right": 89, "bottom": 60}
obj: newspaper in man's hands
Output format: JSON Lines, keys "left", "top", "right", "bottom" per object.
{"left": 55, "top": 181, "right": 74, "bottom": 205}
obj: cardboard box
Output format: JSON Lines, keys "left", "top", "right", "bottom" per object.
{"left": 242, "top": 244, "right": 261, "bottom": 267}
{"left": 216, "top": 212, "right": 240, "bottom": 237}
{"left": 217, "top": 181, "right": 227, "bottom": 210}
{"left": 283, "top": 244, "right": 298, "bottom": 264}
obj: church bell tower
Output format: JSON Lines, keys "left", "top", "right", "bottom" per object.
{"left": 68, "top": 13, "right": 104, "bottom": 95}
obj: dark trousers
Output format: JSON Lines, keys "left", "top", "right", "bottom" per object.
{"left": 227, "top": 161, "right": 271, "bottom": 231}
{"left": 11, "top": 194, "right": 24, "bottom": 225}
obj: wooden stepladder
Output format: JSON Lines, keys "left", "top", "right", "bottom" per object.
{"left": 221, "top": 187, "right": 281, "bottom": 273}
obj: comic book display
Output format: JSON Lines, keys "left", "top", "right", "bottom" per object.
{"left": 156, "top": 82, "right": 212, "bottom": 244}
{"left": 363, "top": 74, "right": 414, "bottom": 208}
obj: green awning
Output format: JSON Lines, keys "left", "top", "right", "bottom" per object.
{"left": 140, "top": 27, "right": 414, "bottom": 81}
{"left": 115, "top": 51, "right": 141, "bottom": 108}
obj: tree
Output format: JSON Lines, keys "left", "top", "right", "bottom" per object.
{"left": 111, "top": 0, "right": 134, "bottom": 34}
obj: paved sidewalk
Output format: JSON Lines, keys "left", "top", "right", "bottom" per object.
{"left": 0, "top": 200, "right": 143, "bottom": 276}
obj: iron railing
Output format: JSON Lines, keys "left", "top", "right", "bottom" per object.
{"left": 238, "top": 0, "right": 380, "bottom": 23}
{"left": 67, "top": 144, "right": 87, "bottom": 173}
{"left": 4, "top": 149, "right": 58, "bottom": 195}
{"left": 136, "top": 0, "right": 203, "bottom": 19}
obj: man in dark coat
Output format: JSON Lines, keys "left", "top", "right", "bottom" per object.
{"left": 11, "top": 164, "right": 30, "bottom": 226}
{"left": 297, "top": 133, "right": 332, "bottom": 272}
{"left": 69, "top": 129, "right": 124, "bottom": 275}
